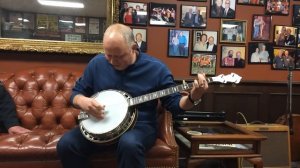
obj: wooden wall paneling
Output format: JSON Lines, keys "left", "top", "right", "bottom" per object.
{"left": 212, "top": 92, "right": 262, "bottom": 123}
{"left": 269, "top": 93, "right": 291, "bottom": 123}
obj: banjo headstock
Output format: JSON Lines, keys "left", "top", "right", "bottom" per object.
{"left": 209, "top": 73, "right": 242, "bottom": 84}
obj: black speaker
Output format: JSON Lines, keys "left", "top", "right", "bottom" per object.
{"left": 239, "top": 124, "right": 291, "bottom": 168}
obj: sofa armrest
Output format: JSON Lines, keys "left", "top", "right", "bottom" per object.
{"left": 157, "top": 107, "right": 178, "bottom": 148}
{"left": 0, "top": 72, "right": 14, "bottom": 84}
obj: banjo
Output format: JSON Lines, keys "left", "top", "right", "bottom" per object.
{"left": 78, "top": 73, "right": 242, "bottom": 144}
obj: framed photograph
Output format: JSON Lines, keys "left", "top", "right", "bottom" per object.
{"left": 248, "top": 42, "right": 273, "bottom": 64}
{"left": 88, "top": 18, "right": 100, "bottom": 35}
{"left": 265, "top": 0, "right": 290, "bottom": 16}
{"left": 192, "top": 30, "right": 218, "bottom": 53}
{"left": 180, "top": 5, "right": 207, "bottom": 28}
{"left": 74, "top": 17, "right": 86, "bottom": 34}
{"left": 210, "top": 0, "right": 236, "bottom": 19}
{"left": 251, "top": 15, "right": 271, "bottom": 41}
{"left": 8, "top": 12, "right": 23, "bottom": 31}
{"left": 119, "top": 1, "right": 148, "bottom": 26}
{"left": 272, "top": 48, "right": 296, "bottom": 70}
{"left": 36, "top": 14, "right": 58, "bottom": 33}
{"left": 168, "top": 29, "right": 190, "bottom": 57}
{"left": 59, "top": 16, "right": 74, "bottom": 33}
{"left": 178, "top": 0, "right": 207, "bottom": 2}
{"left": 221, "top": 45, "right": 246, "bottom": 68}
{"left": 65, "top": 34, "right": 82, "bottom": 42}
{"left": 297, "top": 29, "right": 300, "bottom": 48}
{"left": 220, "top": 19, "right": 247, "bottom": 43}
{"left": 23, "top": 13, "right": 35, "bottom": 31}
{"left": 190, "top": 53, "right": 217, "bottom": 76}
{"left": 149, "top": 2, "right": 176, "bottom": 26}
{"left": 273, "top": 25, "right": 297, "bottom": 47}
{"left": 237, "top": 0, "right": 264, "bottom": 6}
{"left": 293, "top": 5, "right": 300, "bottom": 26}
{"left": 295, "top": 50, "right": 300, "bottom": 69}
{"left": 132, "top": 28, "right": 147, "bottom": 52}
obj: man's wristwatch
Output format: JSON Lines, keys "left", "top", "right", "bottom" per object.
{"left": 188, "top": 93, "right": 202, "bottom": 106}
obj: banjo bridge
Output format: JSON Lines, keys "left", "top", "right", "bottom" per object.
{"left": 78, "top": 111, "right": 89, "bottom": 120}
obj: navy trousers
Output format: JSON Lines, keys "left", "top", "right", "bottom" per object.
{"left": 57, "top": 122, "right": 157, "bottom": 168}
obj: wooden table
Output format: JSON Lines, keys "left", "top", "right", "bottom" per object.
{"left": 174, "top": 121, "right": 267, "bottom": 168}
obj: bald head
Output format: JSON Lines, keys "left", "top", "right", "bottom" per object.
{"left": 103, "top": 24, "right": 137, "bottom": 71}
{"left": 103, "top": 23, "right": 135, "bottom": 48}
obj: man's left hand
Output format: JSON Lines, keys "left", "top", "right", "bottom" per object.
{"left": 190, "top": 73, "right": 208, "bottom": 100}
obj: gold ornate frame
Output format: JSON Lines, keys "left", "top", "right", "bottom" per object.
{"left": 0, "top": 0, "right": 119, "bottom": 54}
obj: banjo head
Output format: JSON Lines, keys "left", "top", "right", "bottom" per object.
{"left": 80, "top": 90, "right": 130, "bottom": 135}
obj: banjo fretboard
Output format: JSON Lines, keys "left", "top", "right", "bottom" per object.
{"left": 128, "top": 77, "right": 214, "bottom": 106}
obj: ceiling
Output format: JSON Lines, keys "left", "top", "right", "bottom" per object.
{"left": 0, "top": 0, "right": 107, "bottom": 17}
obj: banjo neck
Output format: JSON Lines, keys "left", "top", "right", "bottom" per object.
{"left": 128, "top": 82, "right": 194, "bottom": 106}
{"left": 128, "top": 73, "right": 242, "bottom": 106}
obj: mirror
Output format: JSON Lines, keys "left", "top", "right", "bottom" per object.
{"left": 0, "top": 0, "right": 119, "bottom": 54}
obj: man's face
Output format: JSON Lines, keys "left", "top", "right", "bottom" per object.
{"left": 104, "top": 36, "right": 135, "bottom": 71}
{"left": 228, "top": 50, "right": 233, "bottom": 57}
{"left": 278, "top": 50, "right": 283, "bottom": 56}
{"left": 208, "top": 37, "right": 214, "bottom": 44}
{"left": 216, "top": 0, "right": 223, "bottom": 6}
{"left": 225, "top": 0, "right": 230, "bottom": 8}
{"left": 284, "top": 51, "right": 289, "bottom": 56}
{"left": 136, "top": 34, "right": 142, "bottom": 42}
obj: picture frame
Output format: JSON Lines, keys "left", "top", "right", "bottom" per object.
{"left": 59, "top": 16, "right": 74, "bottom": 33}
{"left": 292, "top": 5, "right": 300, "bottom": 26}
{"left": 265, "top": 0, "right": 290, "bottom": 16}
{"left": 192, "top": 30, "right": 218, "bottom": 53}
{"left": 297, "top": 29, "right": 300, "bottom": 48}
{"left": 74, "top": 17, "right": 86, "bottom": 34}
{"left": 273, "top": 25, "right": 297, "bottom": 47}
{"left": 220, "top": 19, "right": 247, "bottom": 43}
{"left": 88, "top": 18, "right": 100, "bottom": 35}
{"left": 190, "top": 53, "right": 217, "bottom": 76}
{"left": 65, "top": 34, "right": 82, "bottom": 42}
{"left": 210, "top": 0, "right": 236, "bottom": 19}
{"left": 251, "top": 15, "right": 271, "bottom": 41}
{"left": 272, "top": 48, "right": 296, "bottom": 70}
{"left": 221, "top": 45, "right": 246, "bottom": 68}
{"left": 8, "top": 12, "right": 23, "bottom": 32}
{"left": 295, "top": 50, "right": 300, "bottom": 70}
{"left": 23, "top": 13, "right": 35, "bottom": 31}
{"left": 180, "top": 5, "right": 207, "bottom": 28}
{"left": 237, "top": 0, "right": 264, "bottom": 6}
{"left": 132, "top": 28, "right": 147, "bottom": 52}
{"left": 168, "top": 29, "right": 190, "bottom": 57}
{"left": 248, "top": 42, "right": 273, "bottom": 64}
{"left": 149, "top": 2, "right": 176, "bottom": 27}
{"left": 178, "top": 0, "right": 207, "bottom": 2}
{"left": 35, "top": 14, "right": 60, "bottom": 40}
{"left": 119, "top": 1, "right": 148, "bottom": 26}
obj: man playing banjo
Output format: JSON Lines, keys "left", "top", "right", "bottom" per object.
{"left": 57, "top": 23, "right": 208, "bottom": 168}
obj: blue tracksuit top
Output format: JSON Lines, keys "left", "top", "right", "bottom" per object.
{"left": 71, "top": 52, "right": 184, "bottom": 123}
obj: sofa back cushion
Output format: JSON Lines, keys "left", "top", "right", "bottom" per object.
{"left": 3, "top": 67, "right": 82, "bottom": 131}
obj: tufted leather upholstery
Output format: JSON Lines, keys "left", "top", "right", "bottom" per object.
{"left": 0, "top": 67, "right": 178, "bottom": 168}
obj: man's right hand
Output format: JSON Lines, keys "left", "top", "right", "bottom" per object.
{"left": 73, "top": 95, "right": 106, "bottom": 119}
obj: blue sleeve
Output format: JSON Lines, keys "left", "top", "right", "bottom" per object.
{"left": 0, "top": 84, "right": 20, "bottom": 131}
{"left": 70, "top": 57, "right": 98, "bottom": 105}
{"left": 158, "top": 66, "right": 184, "bottom": 116}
